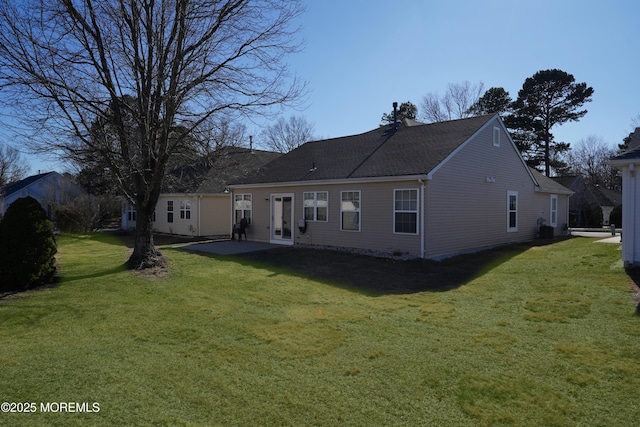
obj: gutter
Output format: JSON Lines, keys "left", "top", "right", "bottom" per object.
{"left": 229, "top": 174, "right": 431, "bottom": 190}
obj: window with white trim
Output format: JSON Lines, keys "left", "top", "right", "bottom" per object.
{"left": 180, "top": 199, "right": 191, "bottom": 220}
{"left": 167, "top": 200, "right": 174, "bottom": 223}
{"left": 550, "top": 194, "right": 558, "bottom": 227}
{"left": 493, "top": 126, "right": 500, "bottom": 147}
{"left": 303, "top": 191, "right": 328, "bottom": 221}
{"left": 234, "top": 194, "right": 252, "bottom": 224}
{"left": 341, "top": 191, "right": 360, "bottom": 231}
{"left": 127, "top": 205, "right": 136, "bottom": 221}
{"left": 507, "top": 191, "right": 518, "bottom": 232}
{"left": 394, "top": 189, "right": 418, "bottom": 234}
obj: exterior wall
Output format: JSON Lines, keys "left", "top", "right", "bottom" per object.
{"left": 425, "top": 123, "right": 568, "bottom": 259}
{"left": 2, "top": 173, "right": 82, "bottom": 218}
{"left": 619, "top": 164, "right": 640, "bottom": 266}
{"left": 199, "top": 195, "right": 232, "bottom": 236}
{"left": 123, "top": 193, "right": 231, "bottom": 237}
{"left": 233, "top": 179, "right": 423, "bottom": 257}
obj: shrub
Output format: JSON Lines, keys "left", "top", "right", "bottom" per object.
{"left": 0, "top": 197, "right": 57, "bottom": 292}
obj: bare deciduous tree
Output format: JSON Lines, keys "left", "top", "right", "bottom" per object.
{"left": 260, "top": 115, "right": 315, "bottom": 153}
{"left": 419, "top": 81, "right": 484, "bottom": 123}
{"left": 0, "top": 0, "right": 305, "bottom": 269}
{"left": 0, "top": 144, "right": 29, "bottom": 187}
{"left": 567, "top": 135, "right": 619, "bottom": 190}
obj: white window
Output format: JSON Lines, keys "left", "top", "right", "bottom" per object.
{"left": 507, "top": 191, "right": 518, "bottom": 232}
{"left": 550, "top": 194, "right": 558, "bottom": 228}
{"left": 493, "top": 126, "right": 500, "bottom": 147}
{"left": 303, "top": 191, "right": 328, "bottom": 221}
{"left": 167, "top": 200, "right": 174, "bottom": 223}
{"left": 341, "top": 191, "right": 360, "bottom": 231}
{"left": 234, "top": 194, "right": 252, "bottom": 224}
{"left": 394, "top": 189, "right": 418, "bottom": 234}
{"left": 180, "top": 199, "right": 191, "bottom": 220}
{"left": 127, "top": 205, "right": 136, "bottom": 221}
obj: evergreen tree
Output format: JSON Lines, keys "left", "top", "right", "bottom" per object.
{"left": 510, "top": 69, "right": 593, "bottom": 176}
{"left": 0, "top": 197, "right": 57, "bottom": 291}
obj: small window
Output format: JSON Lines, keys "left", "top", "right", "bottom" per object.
{"left": 493, "top": 126, "right": 500, "bottom": 147}
{"left": 394, "top": 189, "right": 418, "bottom": 234}
{"left": 507, "top": 191, "right": 518, "bottom": 232}
{"left": 180, "top": 199, "right": 191, "bottom": 220}
{"left": 341, "top": 191, "right": 360, "bottom": 231}
{"left": 234, "top": 194, "right": 252, "bottom": 224}
{"left": 127, "top": 205, "right": 136, "bottom": 222}
{"left": 303, "top": 191, "right": 328, "bottom": 221}
{"left": 550, "top": 194, "right": 558, "bottom": 227}
{"left": 167, "top": 200, "right": 174, "bottom": 223}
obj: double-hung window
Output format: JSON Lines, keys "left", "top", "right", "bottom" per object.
{"left": 303, "top": 191, "right": 328, "bottom": 221}
{"left": 180, "top": 200, "right": 191, "bottom": 220}
{"left": 394, "top": 189, "right": 418, "bottom": 234}
{"left": 341, "top": 191, "right": 360, "bottom": 231}
{"left": 507, "top": 191, "right": 518, "bottom": 232}
{"left": 234, "top": 194, "right": 252, "bottom": 224}
{"left": 127, "top": 205, "right": 136, "bottom": 221}
{"left": 167, "top": 200, "right": 174, "bottom": 223}
{"left": 550, "top": 194, "right": 558, "bottom": 227}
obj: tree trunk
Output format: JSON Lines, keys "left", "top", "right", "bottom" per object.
{"left": 126, "top": 203, "right": 166, "bottom": 270}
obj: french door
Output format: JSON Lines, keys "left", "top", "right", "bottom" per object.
{"left": 271, "top": 194, "right": 294, "bottom": 244}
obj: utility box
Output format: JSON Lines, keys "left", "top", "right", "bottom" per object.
{"left": 540, "top": 225, "right": 554, "bottom": 239}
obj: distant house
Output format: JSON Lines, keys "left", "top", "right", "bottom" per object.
{"left": 0, "top": 171, "right": 83, "bottom": 219}
{"left": 607, "top": 127, "right": 640, "bottom": 267}
{"left": 551, "top": 175, "right": 622, "bottom": 227}
{"left": 122, "top": 146, "right": 281, "bottom": 237}
{"left": 229, "top": 113, "right": 572, "bottom": 259}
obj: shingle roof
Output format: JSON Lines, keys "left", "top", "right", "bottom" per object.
{"left": 162, "top": 147, "right": 281, "bottom": 193}
{"left": 530, "top": 169, "right": 574, "bottom": 195}
{"left": 610, "top": 127, "right": 640, "bottom": 161}
{"left": 0, "top": 172, "right": 55, "bottom": 197}
{"left": 233, "top": 114, "right": 497, "bottom": 185}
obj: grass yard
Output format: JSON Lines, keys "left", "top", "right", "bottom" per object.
{"left": 1, "top": 233, "right": 639, "bottom": 426}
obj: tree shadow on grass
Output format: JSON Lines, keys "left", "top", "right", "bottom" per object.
{"left": 60, "top": 264, "right": 128, "bottom": 283}
{"left": 177, "top": 238, "right": 567, "bottom": 296}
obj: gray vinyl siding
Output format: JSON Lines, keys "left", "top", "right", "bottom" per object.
{"left": 235, "top": 180, "right": 422, "bottom": 257}
{"left": 425, "top": 123, "right": 540, "bottom": 258}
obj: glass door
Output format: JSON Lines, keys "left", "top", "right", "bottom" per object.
{"left": 271, "top": 194, "right": 294, "bottom": 244}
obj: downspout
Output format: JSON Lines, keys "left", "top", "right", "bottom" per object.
{"left": 630, "top": 163, "right": 637, "bottom": 266}
{"left": 418, "top": 177, "right": 426, "bottom": 259}
{"left": 197, "top": 195, "right": 202, "bottom": 237}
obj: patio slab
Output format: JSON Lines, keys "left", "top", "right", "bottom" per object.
{"left": 180, "top": 240, "right": 281, "bottom": 255}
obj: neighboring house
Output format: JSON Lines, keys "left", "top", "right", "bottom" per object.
{"left": 551, "top": 175, "right": 622, "bottom": 227}
{"left": 0, "top": 171, "right": 83, "bottom": 219}
{"left": 607, "top": 127, "right": 640, "bottom": 267}
{"left": 122, "top": 146, "right": 281, "bottom": 237}
{"left": 229, "top": 113, "right": 572, "bottom": 259}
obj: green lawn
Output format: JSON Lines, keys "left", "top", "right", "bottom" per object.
{"left": 1, "top": 234, "right": 639, "bottom": 426}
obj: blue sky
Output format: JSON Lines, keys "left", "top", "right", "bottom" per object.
{"left": 273, "top": 0, "right": 638, "bottom": 145}
{"left": 8, "top": 0, "right": 640, "bottom": 175}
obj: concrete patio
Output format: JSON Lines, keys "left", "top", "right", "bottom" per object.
{"left": 180, "top": 240, "right": 281, "bottom": 255}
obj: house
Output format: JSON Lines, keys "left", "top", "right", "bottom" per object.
{"left": 551, "top": 175, "right": 622, "bottom": 227}
{"left": 122, "top": 146, "right": 281, "bottom": 237}
{"left": 0, "top": 171, "right": 82, "bottom": 219}
{"left": 607, "top": 127, "right": 640, "bottom": 267}
{"left": 229, "top": 113, "right": 572, "bottom": 259}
